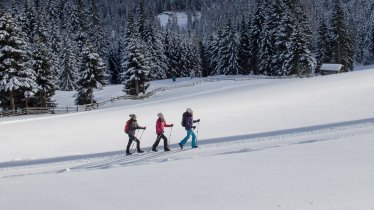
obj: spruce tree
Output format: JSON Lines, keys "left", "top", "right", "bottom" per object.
{"left": 121, "top": 15, "right": 149, "bottom": 96}
{"left": 122, "top": 37, "right": 150, "bottom": 96}
{"left": 238, "top": 16, "right": 251, "bottom": 75}
{"left": 316, "top": 20, "right": 331, "bottom": 73}
{"left": 0, "top": 13, "right": 37, "bottom": 110}
{"left": 282, "top": 0, "right": 313, "bottom": 76}
{"left": 59, "top": 33, "right": 78, "bottom": 91}
{"left": 213, "top": 19, "right": 241, "bottom": 75}
{"left": 32, "top": 35, "right": 57, "bottom": 107}
{"left": 329, "top": 0, "right": 354, "bottom": 72}
{"left": 248, "top": 5, "right": 262, "bottom": 75}
{"left": 75, "top": 45, "right": 107, "bottom": 105}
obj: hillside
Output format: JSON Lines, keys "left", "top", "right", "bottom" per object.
{"left": 1, "top": 68, "right": 374, "bottom": 209}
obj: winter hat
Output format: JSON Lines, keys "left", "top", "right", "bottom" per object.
{"left": 129, "top": 114, "right": 136, "bottom": 119}
{"left": 157, "top": 113, "right": 163, "bottom": 118}
{"left": 186, "top": 108, "right": 193, "bottom": 114}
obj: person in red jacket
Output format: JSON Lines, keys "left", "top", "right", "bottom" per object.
{"left": 152, "top": 113, "right": 173, "bottom": 152}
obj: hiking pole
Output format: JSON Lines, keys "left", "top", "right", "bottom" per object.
{"left": 196, "top": 121, "right": 200, "bottom": 146}
{"left": 168, "top": 127, "right": 173, "bottom": 146}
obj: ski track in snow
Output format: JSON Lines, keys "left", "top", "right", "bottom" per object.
{"left": 1, "top": 117, "right": 374, "bottom": 179}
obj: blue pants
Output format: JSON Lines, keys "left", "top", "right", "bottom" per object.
{"left": 179, "top": 130, "right": 197, "bottom": 147}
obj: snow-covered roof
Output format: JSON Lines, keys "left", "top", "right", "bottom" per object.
{"left": 320, "top": 64, "right": 344, "bottom": 71}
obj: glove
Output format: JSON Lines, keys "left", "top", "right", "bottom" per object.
{"left": 197, "top": 119, "right": 201, "bottom": 122}
{"left": 171, "top": 124, "right": 174, "bottom": 127}
{"left": 193, "top": 126, "right": 196, "bottom": 129}
{"left": 143, "top": 126, "right": 147, "bottom": 130}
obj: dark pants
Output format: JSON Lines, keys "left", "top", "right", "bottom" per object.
{"left": 153, "top": 133, "right": 169, "bottom": 150}
{"left": 126, "top": 134, "right": 141, "bottom": 152}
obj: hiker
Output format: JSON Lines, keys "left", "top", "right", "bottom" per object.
{"left": 179, "top": 108, "right": 200, "bottom": 149}
{"left": 125, "top": 114, "right": 146, "bottom": 155}
{"left": 152, "top": 113, "right": 173, "bottom": 152}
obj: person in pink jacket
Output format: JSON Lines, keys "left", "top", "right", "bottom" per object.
{"left": 152, "top": 113, "right": 173, "bottom": 152}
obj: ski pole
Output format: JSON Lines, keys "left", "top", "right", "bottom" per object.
{"left": 196, "top": 121, "right": 200, "bottom": 146}
{"left": 168, "top": 127, "right": 173, "bottom": 146}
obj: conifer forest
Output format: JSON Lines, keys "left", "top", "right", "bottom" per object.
{"left": 0, "top": 0, "right": 372, "bottom": 109}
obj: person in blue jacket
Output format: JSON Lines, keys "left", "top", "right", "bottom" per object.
{"left": 179, "top": 108, "right": 200, "bottom": 149}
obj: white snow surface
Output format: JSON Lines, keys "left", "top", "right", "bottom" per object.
{"left": 1, "top": 69, "right": 374, "bottom": 209}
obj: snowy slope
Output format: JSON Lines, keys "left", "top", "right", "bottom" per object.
{"left": 1, "top": 69, "right": 374, "bottom": 210}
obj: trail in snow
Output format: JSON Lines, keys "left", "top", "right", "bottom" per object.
{"left": 1, "top": 117, "right": 373, "bottom": 179}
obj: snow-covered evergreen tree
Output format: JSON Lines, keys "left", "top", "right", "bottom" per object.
{"left": 0, "top": 13, "right": 37, "bottom": 110}
{"left": 212, "top": 19, "right": 241, "bottom": 75}
{"left": 75, "top": 45, "right": 107, "bottom": 105}
{"left": 143, "top": 16, "right": 168, "bottom": 80}
{"left": 329, "top": 0, "right": 354, "bottom": 72}
{"left": 59, "top": 33, "right": 77, "bottom": 91}
{"left": 121, "top": 37, "right": 150, "bottom": 96}
{"left": 121, "top": 14, "right": 150, "bottom": 96}
{"left": 248, "top": 4, "right": 262, "bottom": 75}
{"left": 282, "top": 0, "right": 313, "bottom": 76}
{"left": 32, "top": 34, "right": 57, "bottom": 107}
{"left": 237, "top": 16, "right": 251, "bottom": 75}
{"left": 316, "top": 20, "right": 331, "bottom": 73}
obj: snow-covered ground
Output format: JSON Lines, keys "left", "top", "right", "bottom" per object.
{"left": 1, "top": 69, "right": 374, "bottom": 209}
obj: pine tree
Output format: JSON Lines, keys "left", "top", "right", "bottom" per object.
{"left": 248, "top": 4, "right": 263, "bottom": 75}
{"left": 282, "top": 0, "right": 313, "bottom": 76}
{"left": 213, "top": 19, "right": 241, "bottom": 75}
{"left": 329, "top": 0, "right": 354, "bottom": 72}
{"left": 258, "top": 1, "right": 278, "bottom": 76}
{"left": 238, "top": 16, "right": 251, "bottom": 75}
{"left": 205, "top": 32, "right": 221, "bottom": 75}
{"left": 87, "top": 0, "right": 108, "bottom": 58}
{"left": 75, "top": 45, "right": 107, "bottom": 105}
{"left": 143, "top": 16, "right": 168, "bottom": 80}
{"left": 59, "top": 33, "right": 77, "bottom": 91}
{"left": 0, "top": 13, "right": 37, "bottom": 110}
{"left": 121, "top": 15, "right": 150, "bottom": 96}
{"left": 316, "top": 20, "right": 331, "bottom": 73}
{"left": 108, "top": 41, "right": 123, "bottom": 84}
{"left": 32, "top": 34, "right": 57, "bottom": 107}
{"left": 122, "top": 37, "right": 150, "bottom": 96}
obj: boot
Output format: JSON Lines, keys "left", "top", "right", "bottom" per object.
{"left": 137, "top": 150, "right": 144, "bottom": 153}
{"left": 178, "top": 143, "right": 183, "bottom": 150}
{"left": 126, "top": 151, "right": 132, "bottom": 155}
{"left": 152, "top": 147, "right": 158, "bottom": 152}
{"left": 164, "top": 147, "right": 170, "bottom": 152}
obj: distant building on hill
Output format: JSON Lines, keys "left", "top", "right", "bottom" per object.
{"left": 319, "top": 64, "right": 344, "bottom": 75}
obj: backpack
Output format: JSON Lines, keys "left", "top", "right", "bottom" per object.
{"left": 181, "top": 113, "right": 186, "bottom": 127}
{"left": 124, "top": 120, "right": 131, "bottom": 133}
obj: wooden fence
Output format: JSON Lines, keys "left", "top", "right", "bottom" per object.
{"left": 0, "top": 80, "right": 205, "bottom": 118}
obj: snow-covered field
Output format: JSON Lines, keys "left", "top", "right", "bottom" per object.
{"left": 1, "top": 69, "right": 374, "bottom": 209}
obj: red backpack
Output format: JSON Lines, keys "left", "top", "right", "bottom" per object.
{"left": 124, "top": 120, "right": 131, "bottom": 133}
